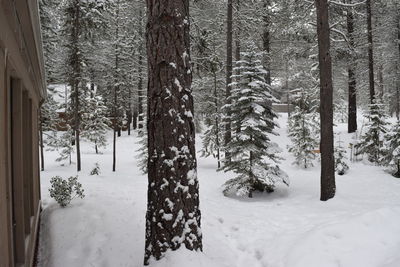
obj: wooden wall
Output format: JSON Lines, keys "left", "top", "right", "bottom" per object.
{"left": 0, "top": 15, "right": 43, "bottom": 267}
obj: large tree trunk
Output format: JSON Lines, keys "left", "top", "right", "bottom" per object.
{"left": 144, "top": 0, "right": 202, "bottom": 264}
{"left": 225, "top": 0, "right": 233, "bottom": 161}
{"left": 138, "top": 6, "right": 144, "bottom": 130}
{"left": 367, "top": 0, "right": 375, "bottom": 103}
{"left": 347, "top": 0, "right": 357, "bottom": 133}
{"left": 315, "top": 0, "right": 336, "bottom": 201}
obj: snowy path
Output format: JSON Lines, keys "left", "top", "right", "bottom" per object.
{"left": 38, "top": 115, "right": 400, "bottom": 267}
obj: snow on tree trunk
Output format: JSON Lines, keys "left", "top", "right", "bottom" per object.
{"left": 144, "top": 0, "right": 202, "bottom": 264}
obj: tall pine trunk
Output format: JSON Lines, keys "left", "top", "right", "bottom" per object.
{"left": 347, "top": 0, "right": 357, "bottom": 133}
{"left": 263, "top": 0, "right": 271, "bottom": 86}
{"left": 112, "top": 0, "right": 120, "bottom": 172}
{"left": 70, "top": 0, "right": 82, "bottom": 172}
{"left": 144, "top": 0, "right": 202, "bottom": 264}
{"left": 138, "top": 6, "right": 144, "bottom": 130}
{"left": 315, "top": 0, "right": 336, "bottom": 201}
{"left": 225, "top": 0, "right": 233, "bottom": 161}
{"left": 367, "top": 0, "right": 375, "bottom": 103}
{"left": 213, "top": 69, "right": 221, "bottom": 169}
{"left": 235, "top": 0, "right": 241, "bottom": 136}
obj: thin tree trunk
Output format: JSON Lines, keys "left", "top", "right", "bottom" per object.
{"left": 347, "top": 0, "right": 357, "bottom": 133}
{"left": 112, "top": 0, "right": 120, "bottom": 172}
{"left": 235, "top": 0, "right": 241, "bottom": 136}
{"left": 39, "top": 108, "right": 44, "bottom": 171}
{"left": 367, "top": 0, "right": 375, "bottom": 103}
{"left": 138, "top": 6, "right": 144, "bottom": 130}
{"left": 397, "top": 11, "right": 400, "bottom": 119}
{"left": 225, "top": 0, "right": 233, "bottom": 161}
{"left": 213, "top": 69, "right": 221, "bottom": 169}
{"left": 71, "top": 0, "right": 82, "bottom": 172}
{"left": 378, "top": 64, "right": 384, "bottom": 97}
{"left": 263, "top": 0, "right": 271, "bottom": 85}
{"left": 315, "top": 0, "right": 336, "bottom": 201}
{"left": 145, "top": 0, "right": 202, "bottom": 264}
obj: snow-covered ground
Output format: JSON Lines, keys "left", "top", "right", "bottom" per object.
{"left": 37, "top": 114, "right": 400, "bottom": 267}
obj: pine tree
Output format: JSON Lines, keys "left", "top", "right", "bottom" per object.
{"left": 145, "top": 0, "right": 202, "bottom": 264}
{"left": 335, "top": 137, "right": 349, "bottom": 175}
{"left": 383, "top": 120, "right": 400, "bottom": 177}
{"left": 81, "top": 94, "right": 110, "bottom": 154}
{"left": 288, "top": 71, "right": 320, "bottom": 168}
{"left": 222, "top": 45, "right": 289, "bottom": 197}
{"left": 288, "top": 106, "right": 319, "bottom": 168}
{"left": 355, "top": 99, "right": 389, "bottom": 165}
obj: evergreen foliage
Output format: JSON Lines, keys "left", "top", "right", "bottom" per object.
{"left": 288, "top": 70, "right": 320, "bottom": 168}
{"left": 81, "top": 94, "right": 110, "bottom": 154}
{"left": 355, "top": 99, "right": 389, "bottom": 165}
{"left": 49, "top": 176, "right": 85, "bottom": 207}
{"left": 383, "top": 120, "right": 400, "bottom": 177}
{"left": 222, "top": 45, "right": 289, "bottom": 197}
{"left": 90, "top": 163, "right": 101, "bottom": 176}
{"left": 334, "top": 138, "right": 349, "bottom": 175}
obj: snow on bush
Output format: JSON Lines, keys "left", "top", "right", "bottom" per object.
{"left": 49, "top": 176, "right": 85, "bottom": 207}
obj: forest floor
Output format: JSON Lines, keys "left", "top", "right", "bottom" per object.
{"left": 37, "top": 114, "right": 400, "bottom": 267}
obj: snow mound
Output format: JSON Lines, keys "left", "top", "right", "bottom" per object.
{"left": 148, "top": 250, "right": 229, "bottom": 267}
{"left": 286, "top": 207, "right": 400, "bottom": 267}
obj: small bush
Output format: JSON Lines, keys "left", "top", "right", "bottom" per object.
{"left": 90, "top": 163, "right": 100, "bottom": 175}
{"left": 49, "top": 176, "right": 85, "bottom": 207}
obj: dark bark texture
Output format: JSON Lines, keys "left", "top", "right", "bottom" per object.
{"left": 225, "top": 0, "right": 233, "bottom": 160}
{"left": 145, "top": 0, "right": 202, "bottom": 264}
{"left": 315, "top": 0, "right": 336, "bottom": 201}
{"left": 263, "top": 0, "right": 271, "bottom": 86}
{"left": 367, "top": 0, "right": 375, "bottom": 103}
{"left": 347, "top": 1, "right": 357, "bottom": 133}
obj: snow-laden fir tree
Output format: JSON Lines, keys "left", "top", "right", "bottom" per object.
{"left": 222, "top": 44, "right": 289, "bottom": 197}
{"left": 382, "top": 120, "right": 400, "bottom": 177}
{"left": 288, "top": 106, "right": 319, "bottom": 168}
{"left": 334, "top": 137, "right": 349, "bottom": 175}
{"left": 81, "top": 94, "right": 110, "bottom": 154}
{"left": 287, "top": 75, "right": 319, "bottom": 168}
{"left": 355, "top": 98, "right": 389, "bottom": 165}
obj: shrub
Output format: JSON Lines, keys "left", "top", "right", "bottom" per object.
{"left": 90, "top": 163, "right": 100, "bottom": 175}
{"left": 49, "top": 176, "right": 85, "bottom": 207}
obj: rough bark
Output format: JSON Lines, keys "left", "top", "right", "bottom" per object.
{"left": 367, "top": 0, "right": 375, "bottom": 103}
{"left": 144, "top": 0, "right": 202, "bottom": 264}
{"left": 70, "top": 0, "right": 82, "bottom": 172}
{"left": 263, "top": 0, "right": 271, "bottom": 86}
{"left": 347, "top": 0, "right": 357, "bottom": 133}
{"left": 225, "top": 0, "right": 233, "bottom": 160}
{"left": 315, "top": 0, "right": 336, "bottom": 201}
{"left": 234, "top": 0, "right": 241, "bottom": 136}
